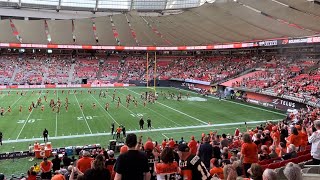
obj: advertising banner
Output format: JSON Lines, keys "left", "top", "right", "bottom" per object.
{"left": 245, "top": 92, "right": 306, "bottom": 111}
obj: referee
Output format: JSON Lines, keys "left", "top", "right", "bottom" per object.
{"left": 0, "top": 131, "right": 2, "bottom": 145}
{"left": 139, "top": 118, "right": 144, "bottom": 130}
{"left": 147, "top": 118, "right": 152, "bottom": 130}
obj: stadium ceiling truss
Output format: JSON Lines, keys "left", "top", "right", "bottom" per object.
{"left": 0, "top": 0, "right": 320, "bottom": 50}
{"left": 0, "top": 0, "right": 203, "bottom": 12}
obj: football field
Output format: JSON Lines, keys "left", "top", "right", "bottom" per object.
{"left": 0, "top": 87, "right": 285, "bottom": 152}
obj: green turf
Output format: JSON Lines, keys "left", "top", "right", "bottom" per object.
{"left": 0, "top": 87, "right": 285, "bottom": 176}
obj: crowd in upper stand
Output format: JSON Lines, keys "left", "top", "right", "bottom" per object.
{"left": 0, "top": 54, "right": 319, "bottom": 102}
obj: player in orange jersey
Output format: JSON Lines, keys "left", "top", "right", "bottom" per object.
{"left": 44, "top": 95, "right": 47, "bottom": 102}
{"left": 134, "top": 100, "right": 138, "bottom": 107}
{"left": 7, "top": 106, "right": 11, "bottom": 113}
{"left": 117, "top": 101, "right": 120, "bottom": 108}
{"left": 105, "top": 103, "right": 109, "bottom": 111}
{"left": 19, "top": 105, "right": 22, "bottom": 113}
{"left": 144, "top": 100, "right": 147, "bottom": 107}
{"left": 65, "top": 104, "right": 68, "bottom": 112}
{"left": 28, "top": 106, "right": 32, "bottom": 113}
{"left": 41, "top": 105, "right": 45, "bottom": 112}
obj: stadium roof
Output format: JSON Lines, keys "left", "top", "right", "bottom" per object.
{"left": 0, "top": 0, "right": 319, "bottom": 50}
{"left": 0, "top": 0, "right": 206, "bottom": 11}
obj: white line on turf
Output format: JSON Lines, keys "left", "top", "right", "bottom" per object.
{"left": 89, "top": 94, "right": 120, "bottom": 126}
{"left": 16, "top": 92, "right": 42, "bottom": 140}
{"left": 55, "top": 90, "right": 58, "bottom": 137}
{"left": 3, "top": 95, "right": 23, "bottom": 115}
{"left": 177, "top": 88, "right": 285, "bottom": 116}
{"left": 125, "top": 88, "right": 208, "bottom": 125}
{"left": 6, "top": 119, "right": 282, "bottom": 143}
{"left": 162, "top": 133, "right": 169, "bottom": 139}
{"left": 73, "top": 92, "right": 93, "bottom": 134}
{"left": 117, "top": 91, "right": 181, "bottom": 126}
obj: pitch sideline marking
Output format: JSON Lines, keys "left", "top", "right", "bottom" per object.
{"left": 117, "top": 90, "right": 181, "bottom": 126}
{"left": 89, "top": 94, "right": 120, "bottom": 126}
{"left": 5, "top": 119, "right": 282, "bottom": 143}
{"left": 73, "top": 92, "right": 93, "bottom": 134}
{"left": 16, "top": 92, "right": 43, "bottom": 140}
{"left": 55, "top": 90, "right": 58, "bottom": 137}
{"left": 125, "top": 88, "right": 208, "bottom": 125}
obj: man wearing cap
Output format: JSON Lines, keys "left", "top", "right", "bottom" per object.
{"left": 76, "top": 151, "right": 94, "bottom": 174}
{"left": 308, "top": 120, "right": 320, "bottom": 165}
{"left": 106, "top": 150, "right": 117, "bottom": 179}
{"left": 114, "top": 133, "right": 150, "bottom": 180}
{"left": 177, "top": 143, "right": 213, "bottom": 180}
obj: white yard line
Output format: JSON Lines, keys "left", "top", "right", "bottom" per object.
{"left": 55, "top": 90, "right": 58, "bottom": 137}
{"left": 16, "top": 92, "right": 42, "bottom": 140}
{"left": 5, "top": 119, "right": 281, "bottom": 143}
{"left": 89, "top": 94, "right": 120, "bottom": 126}
{"left": 3, "top": 96, "right": 23, "bottom": 115}
{"left": 176, "top": 88, "right": 285, "bottom": 116}
{"left": 117, "top": 91, "right": 181, "bottom": 126}
{"left": 126, "top": 88, "right": 208, "bottom": 125}
{"left": 73, "top": 93, "right": 93, "bottom": 134}
{"left": 162, "top": 133, "right": 169, "bottom": 139}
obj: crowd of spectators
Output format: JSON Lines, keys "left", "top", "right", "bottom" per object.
{"left": 232, "top": 57, "right": 320, "bottom": 103}
{"left": 1, "top": 104, "right": 318, "bottom": 180}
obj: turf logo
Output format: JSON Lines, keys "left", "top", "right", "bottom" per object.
{"left": 186, "top": 97, "right": 207, "bottom": 102}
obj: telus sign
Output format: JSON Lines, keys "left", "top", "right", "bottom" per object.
{"left": 272, "top": 99, "right": 296, "bottom": 108}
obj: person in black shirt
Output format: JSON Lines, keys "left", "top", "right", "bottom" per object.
{"left": 111, "top": 122, "right": 115, "bottom": 136}
{"left": 122, "top": 126, "right": 126, "bottom": 137}
{"left": 114, "top": 133, "right": 150, "bottom": 180}
{"left": 0, "top": 131, "right": 2, "bottom": 145}
{"left": 198, "top": 137, "right": 213, "bottom": 170}
{"left": 43, "top": 128, "right": 48, "bottom": 142}
{"left": 139, "top": 118, "right": 145, "bottom": 130}
{"left": 145, "top": 149, "right": 156, "bottom": 180}
{"left": 147, "top": 118, "right": 152, "bottom": 130}
{"left": 52, "top": 155, "right": 61, "bottom": 172}
{"left": 62, "top": 154, "right": 72, "bottom": 167}
{"left": 177, "top": 143, "right": 213, "bottom": 180}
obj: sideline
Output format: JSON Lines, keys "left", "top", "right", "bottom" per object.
{"left": 4, "top": 119, "right": 282, "bottom": 144}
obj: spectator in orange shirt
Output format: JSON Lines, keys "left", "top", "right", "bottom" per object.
{"left": 299, "top": 127, "right": 308, "bottom": 151}
{"left": 51, "top": 172, "right": 65, "bottom": 180}
{"left": 271, "top": 126, "right": 280, "bottom": 146}
{"left": 240, "top": 133, "right": 258, "bottom": 178}
{"left": 168, "top": 138, "right": 175, "bottom": 149}
{"left": 287, "top": 127, "right": 301, "bottom": 148}
{"left": 276, "top": 142, "right": 287, "bottom": 157}
{"left": 76, "top": 151, "right": 94, "bottom": 174}
{"left": 209, "top": 158, "right": 224, "bottom": 179}
{"left": 188, "top": 136, "right": 198, "bottom": 155}
{"left": 40, "top": 157, "right": 53, "bottom": 179}
{"left": 161, "top": 139, "right": 167, "bottom": 149}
